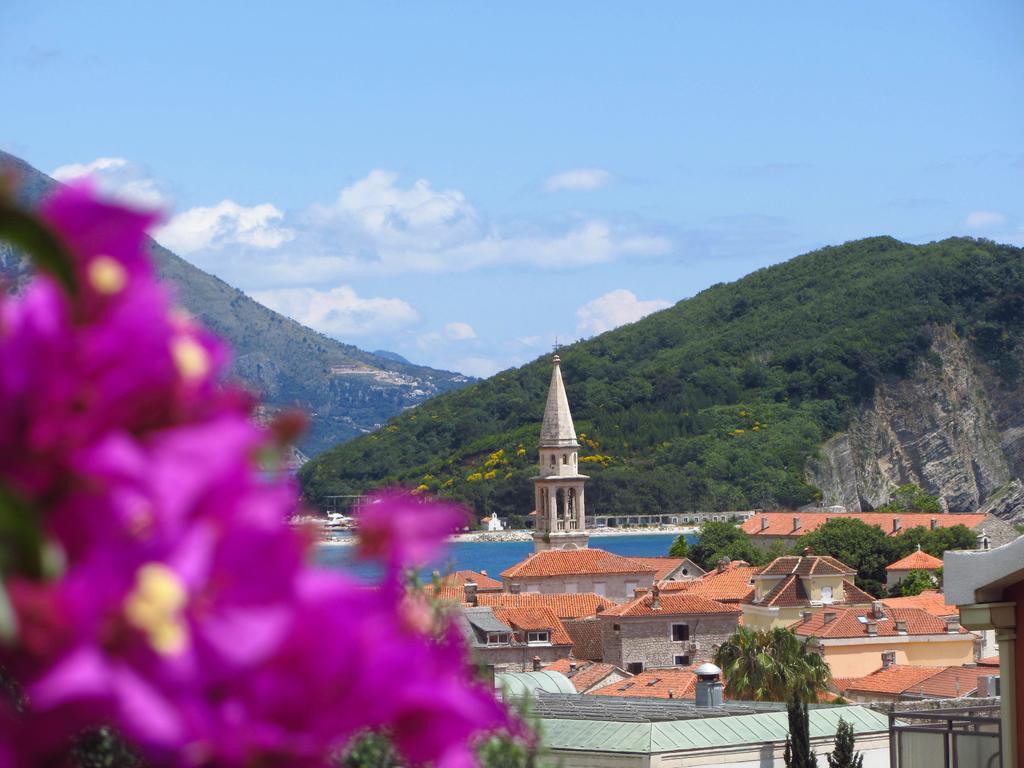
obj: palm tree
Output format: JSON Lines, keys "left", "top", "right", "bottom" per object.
{"left": 714, "top": 626, "right": 832, "bottom": 702}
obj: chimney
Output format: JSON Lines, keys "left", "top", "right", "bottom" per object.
{"left": 569, "top": 660, "right": 577, "bottom": 673}
{"left": 872, "top": 601, "right": 886, "bottom": 620}
{"left": 823, "top": 611, "right": 837, "bottom": 625}
{"left": 464, "top": 581, "right": 479, "bottom": 606}
{"left": 866, "top": 621, "right": 877, "bottom": 637}
{"left": 792, "top": 516, "right": 801, "bottom": 532}
{"left": 667, "top": 689, "right": 674, "bottom": 699}
{"left": 895, "top": 620, "right": 908, "bottom": 633}
{"left": 532, "top": 656, "right": 542, "bottom": 672}
{"left": 480, "top": 570, "right": 488, "bottom": 576}
{"left": 930, "top": 518, "right": 938, "bottom": 530}
{"left": 694, "top": 663, "right": 724, "bottom": 707}
{"left": 892, "top": 517, "right": 902, "bottom": 533}
{"left": 716, "top": 557, "right": 731, "bottom": 573}
{"left": 509, "top": 583, "right": 522, "bottom": 595}
{"left": 946, "top": 619, "right": 960, "bottom": 634}
{"left": 802, "top": 546, "right": 813, "bottom": 557}
{"left": 650, "top": 583, "right": 661, "bottom": 611}
{"left": 882, "top": 651, "right": 895, "bottom": 669}
{"left": 761, "top": 516, "right": 769, "bottom": 531}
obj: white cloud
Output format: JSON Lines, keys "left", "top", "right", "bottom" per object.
{"left": 156, "top": 200, "right": 294, "bottom": 254}
{"left": 576, "top": 289, "right": 671, "bottom": 336}
{"left": 964, "top": 210, "right": 1008, "bottom": 230}
{"left": 444, "top": 322, "right": 477, "bottom": 340}
{"left": 250, "top": 285, "right": 418, "bottom": 338}
{"left": 452, "top": 357, "right": 503, "bottom": 378}
{"left": 51, "top": 157, "right": 169, "bottom": 209}
{"left": 544, "top": 168, "right": 613, "bottom": 192}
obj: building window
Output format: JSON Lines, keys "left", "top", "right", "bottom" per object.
{"left": 593, "top": 582, "right": 606, "bottom": 597}
{"left": 626, "top": 662, "right": 644, "bottom": 675}
{"left": 613, "top": 624, "right": 621, "bottom": 632}
{"left": 672, "top": 624, "right": 690, "bottom": 642}
{"left": 564, "top": 582, "right": 578, "bottom": 593}
{"left": 562, "top": 454, "right": 568, "bottom": 464}
{"left": 486, "top": 632, "right": 509, "bottom": 646}
{"left": 625, "top": 580, "right": 638, "bottom": 596}
{"left": 526, "top": 584, "right": 541, "bottom": 594}
{"left": 674, "top": 655, "right": 690, "bottom": 666}
{"left": 527, "top": 631, "right": 550, "bottom": 645}
{"left": 549, "top": 454, "right": 555, "bottom": 467}
{"left": 820, "top": 586, "right": 834, "bottom": 604}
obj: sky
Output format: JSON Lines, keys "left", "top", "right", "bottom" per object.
{"left": 3, "top": 2, "right": 1023, "bottom": 377}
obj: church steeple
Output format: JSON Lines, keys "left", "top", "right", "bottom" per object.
{"left": 532, "top": 354, "right": 589, "bottom": 552}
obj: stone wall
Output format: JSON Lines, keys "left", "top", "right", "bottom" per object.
{"left": 599, "top": 612, "right": 739, "bottom": 671}
{"left": 507, "top": 572, "right": 655, "bottom": 602}
{"left": 471, "top": 643, "right": 572, "bottom": 674}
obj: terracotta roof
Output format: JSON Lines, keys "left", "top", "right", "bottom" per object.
{"left": 604, "top": 591, "right": 740, "bottom": 618}
{"left": 421, "top": 584, "right": 468, "bottom": 602}
{"left": 542, "top": 659, "right": 624, "bottom": 693}
{"left": 842, "top": 666, "right": 946, "bottom": 696}
{"left": 978, "top": 656, "right": 1000, "bottom": 667}
{"left": 842, "top": 664, "right": 992, "bottom": 698}
{"left": 750, "top": 577, "right": 875, "bottom": 608}
{"left": 590, "top": 668, "right": 703, "bottom": 699}
{"left": 476, "top": 592, "right": 616, "bottom": 619}
{"left": 886, "top": 549, "right": 944, "bottom": 572}
{"left": 563, "top": 618, "right": 604, "bottom": 661}
{"left": 501, "top": 548, "right": 658, "bottom": 579}
{"left": 743, "top": 512, "right": 987, "bottom": 538}
{"left": 628, "top": 557, "right": 688, "bottom": 581}
{"left": 881, "top": 591, "right": 958, "bottom": 619}
{"left": 759, "top": 555, "right": 855, "bottom": 577}
{"left": 671, "top": 564, "right": 759, "bottom": 603}
{"left": 439, "top": 570, "right": 504, "bottom": 591}
{"left": 792, "top": 605, "right": 968, "bottom": 639}
{"left": 490, "top": 606, "right": 573, "bottom": 646}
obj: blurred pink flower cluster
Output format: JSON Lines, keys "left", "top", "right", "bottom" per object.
{"left": 0, "top": 186, "right": 511, "bottom": 766}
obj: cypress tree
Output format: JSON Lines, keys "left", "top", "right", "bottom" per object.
{"left": 827, "top": 718, "right": 864, "bottom": 768}
{"left": 783, "top": 696, "right": 816, "bottom": 768}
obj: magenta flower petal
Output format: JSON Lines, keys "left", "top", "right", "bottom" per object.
{"left": 357, "top": 490, "right": 467, "bottom": 566}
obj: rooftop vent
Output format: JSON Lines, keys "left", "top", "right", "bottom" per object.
{"left": 866, "top": 621, "right": 877, "bottom": 637}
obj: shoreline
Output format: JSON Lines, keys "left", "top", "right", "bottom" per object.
{"left": 316, "top": 526, "right": 696, "bottom": 547}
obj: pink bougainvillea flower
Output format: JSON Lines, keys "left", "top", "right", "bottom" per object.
{"left": 357, "top": 489, "right": 467, "bottom": 569}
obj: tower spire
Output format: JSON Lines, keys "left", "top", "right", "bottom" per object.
{"left": 540, "top": 354, "right": 578, "bottom": 448}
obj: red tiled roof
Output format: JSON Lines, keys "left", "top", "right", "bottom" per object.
{"left": 743, "top": 512, "right": 987, "bottom": 538}
{"left": 759, "top": 555, "right": 855, "bottom": 577}
{"left": 439, "top": 570, "right": 504, "bottom": 591}
{"left": 476, "top": 592, "right": 615, "bottom": 619}
{"left": 628, "top": 557, "right": 687, "bottom": 581}
{"left": 490, "top": 606, "right": 573, "bottom": 646}
{"left": 563, "top": 618, "right": 603, "bottom": 661}
{"left": 590, "top": 668, "right": 707, "bottom": 699}
{"left": 501, "top": 548, "right": 658, "bottom": 579}
{"left": 881, "top": 590, "right": 958, "bottom": 619}
{"left": 886, "top": 550, "right": 944, "bottom": 572}
{"left": 978, "top": 656, "right": 1000, "bottom": 667}
{"left": 542, "top": 659, "right": 624, "bottom": 693}
{"left": 604, "top": 591, "right": 740, "bottom": 618}
{"left": 792, "top": 605, "right": 968, "bottom": 639}
{"left": 841, "top": 664, "right": 992, "bottom": 698}
{"left": 421, "top": 585, "right": 468, "bottom": 602}
{"left": 749, "top": 577, "right": 875, "bottom": 608}
{"left": 671, "top": 564, "right": 759, "bottom": 603}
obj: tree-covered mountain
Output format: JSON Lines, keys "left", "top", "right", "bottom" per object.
{"left": 0, "top": 151, "right": 470, "bottom": 454}
{"left": 301, "top": 237, "right": 1024, "bottom": 522}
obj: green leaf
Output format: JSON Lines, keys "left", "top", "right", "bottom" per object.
{"left": 0, "top": 485, "right": 46, "bottom": 579}
{"left": 0, "top": 196, "right": 77, "bottom": 295}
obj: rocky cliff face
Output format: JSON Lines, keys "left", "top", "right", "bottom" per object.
{"left": 807, "top": 326, "right": 1024, "bottom": 512}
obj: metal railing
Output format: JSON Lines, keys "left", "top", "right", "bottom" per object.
{"left": 888, "top": 707, "right": 1001, "bottom": 768}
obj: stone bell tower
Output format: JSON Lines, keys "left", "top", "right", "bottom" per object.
{"left": 532, "top": 355, "right": 589, "bottom": 552}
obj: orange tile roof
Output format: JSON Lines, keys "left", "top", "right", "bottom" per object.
{"left": 886, "top": 549, "right": 944, "bottom": 572}
{"left": 743, "top": 512, "right": 987, "bottom": 538}
{"left": 881, "top": 590, "right": 958, "bottom": 619}
{"left": 563, "top": 618, "right": 603, "bottom": 661}
{"left": 490, "top": 606, "right": 573, "bottom": 646}
{"left": 978, "top": 656, "right": 1000, "bottom": 667}
{"left": 671, "top": 564, "right": 759, "bottom": 603}
{"left": 604, "top": 590, "right": 740, "bottom": 618}
{"left": 439, "top": 570, "right": 504, "bottom": 591}
{"left": 792, "top": 605, "right": 968, "bottom": 639}
{"left": 421, "top": 584, "right": 468, "bottom": 602}
{"left": 749, "top": 577, "right": 874, "bottom": 608}
{"left": 501, "top": 548, "right": 658, "bottom": 579}
{"left": 476, "top": 592, "right": 616, "bottom": 619}
{"left": 591, "top": 667, "right": 700, "bottom": 699}
{"left": 628, "top": 557, "right": 687, "bottom": 581}
{"left": 759, "top": 555, "right": 855, "bottom": 577}
{"left": 542, "top": 659, "right": 624, "bottom": 692}
{"left": 841, "top": 664, "right": 992, "bottom": 698}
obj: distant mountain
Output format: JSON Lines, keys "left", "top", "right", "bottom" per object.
{"left": 372, "top": 350, "right": 413, "bottom": 365}
{"left": 0, "top": 151, "right": 470, "bottom": 454}
{"left": 301, "top": 237, "right": 1024, "bottom": 521}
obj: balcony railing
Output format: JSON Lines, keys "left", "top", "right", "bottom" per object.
{"left": 888, "top": 707, "right": 1001, "bottom": 768}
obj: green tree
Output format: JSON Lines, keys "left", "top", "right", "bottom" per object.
{"left": 690, "top": 521, "right": 765, "bottom": 570}
{"left": 783, "top": 695, "right": 816, "bottom": 768}
{"left": 714, "top": 626, "right": 832, "bottom": 703}
{"left": 877, "top": 484, "right": 941, "bottom": 513}
{"left": 668, "top": 534, "right": 690, "bottom": 558}
{"left": 827, "top": 717, "right": 864, "bottom": 768}
{"left": 796, "top": 518, "right": 894, "bottom": 594}
{"left": 894, "top": 568, "right": 940, "bottom": 597}
{"left": 893, "top": 526, "right": 976, "bottom": 559}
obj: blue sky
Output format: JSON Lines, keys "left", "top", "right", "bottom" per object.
{"left": 3, "top": 1, "right": 1022, "bottom": 376}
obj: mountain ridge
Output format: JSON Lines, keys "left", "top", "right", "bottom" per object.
{"left": 0, "top": 150, "right": 470, "bottom": 453}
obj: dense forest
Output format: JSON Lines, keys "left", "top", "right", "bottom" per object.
{"left": 301, "top": 237, "right": 1024, "bottom": 523}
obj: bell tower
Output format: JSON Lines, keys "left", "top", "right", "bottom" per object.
{"left": 532, "top": 354, "right": 589, "bottom": 552}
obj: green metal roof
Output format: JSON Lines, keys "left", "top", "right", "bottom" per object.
{"left": 497, "top": 671, "right": 577, "bottom": 698}
{"left": 539, "top": 705, "right": 889, "bottom": 754}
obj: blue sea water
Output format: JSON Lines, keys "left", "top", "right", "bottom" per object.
{"left": 316, "top": 532, "right": 695, "bottom": 582}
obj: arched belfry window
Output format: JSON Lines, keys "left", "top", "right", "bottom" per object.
{"left": 549, "top": 454, "right": 555, "bottom": 467}
{"left": 562, "top": 454, "right": 567, "bottom": 465}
